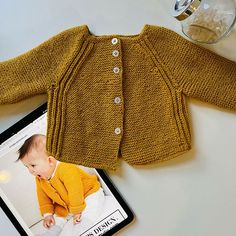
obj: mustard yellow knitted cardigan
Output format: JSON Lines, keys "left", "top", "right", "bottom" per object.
{"left": 1, "top": 25, "right": 236, "bottom": 170}
{"left": 36, "top": 162, "right": 100, "bottom": 216}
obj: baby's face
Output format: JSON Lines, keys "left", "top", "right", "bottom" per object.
{"left": 21, "top": 148, "right": 53, "bottom": 180}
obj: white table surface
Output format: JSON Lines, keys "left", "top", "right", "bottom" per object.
{"left": 1, "top": 1, "right": 236, "bottom": 235}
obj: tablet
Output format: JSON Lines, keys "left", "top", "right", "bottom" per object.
{"left": 0, "top": 103, "right": 134, "bottom": 236}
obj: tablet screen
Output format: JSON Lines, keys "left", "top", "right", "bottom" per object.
{"left": 0, "top": 103, "right": 134, "bottom": 236}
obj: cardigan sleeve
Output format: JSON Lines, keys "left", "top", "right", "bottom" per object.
{"left": 148, "top": 26, "right": 236, "bottom": 111}
{"left": 0, "top": 26, "right": 86, "bottom": 104}
{"left": 36, "top": 177, "right": 54, "bottom": 216}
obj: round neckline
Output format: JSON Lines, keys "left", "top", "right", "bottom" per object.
{"left": 84, "top": 24, "right": 150, "bottom": 42}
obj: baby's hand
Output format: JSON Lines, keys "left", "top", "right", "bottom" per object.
{"left": 43, "top": 215, "right": 55, "bottom": 229}
{"left": 73, "top": 213, "right": 82, "bottom": 225}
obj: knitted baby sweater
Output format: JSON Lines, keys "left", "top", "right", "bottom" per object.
{"left": 36, "top": 162, "right": 100, "bottom": 216}
{"left": 0, "top": 25, "right": 236, "bottom": 170}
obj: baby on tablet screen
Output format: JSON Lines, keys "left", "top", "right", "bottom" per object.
{"left": 17, "top": 134, "right": 105, "bottom": 236}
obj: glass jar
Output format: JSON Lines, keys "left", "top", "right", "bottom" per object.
{"left": 172, "top": 0, "right": 236, "bottom": 44}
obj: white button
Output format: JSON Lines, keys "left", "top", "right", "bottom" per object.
{"left": 113, "top": 67, "right": 120, "bottom": 74}
{"left": 111, "top": 38, "right": 118, "bottom": 44}
{"left": 114, "top": 128, "right": 121, "bottom": 135}
{"left": 112, "top": 50, "right": 119, "bottom": 57}
{"left": 114, "top": 97, "right": 121, "bottom": 104}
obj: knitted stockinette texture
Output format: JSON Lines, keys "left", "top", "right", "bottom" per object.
{"left": 0, "top": 25, "right": 236, "bottom": 170}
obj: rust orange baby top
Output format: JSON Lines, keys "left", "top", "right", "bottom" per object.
{"left": 0, "top": 25, "right": 236, "bottom": 170}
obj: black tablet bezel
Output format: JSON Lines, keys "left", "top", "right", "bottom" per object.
{"left": 0, "top": 102, "right": 134, "bottom": 236}
{"left": 0, "top": 196, "right": 28, "bottom": 236}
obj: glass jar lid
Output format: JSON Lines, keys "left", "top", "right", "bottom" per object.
{"left": 172, "top": 0, "right": 202, "bottom": 21}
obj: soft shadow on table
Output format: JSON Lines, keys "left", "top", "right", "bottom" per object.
{"left": 109, "top": 148, "right": 196, "bottom": 177}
